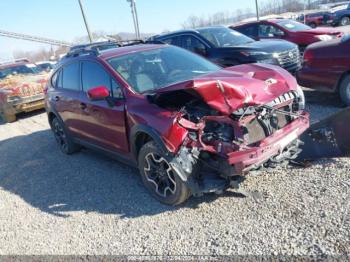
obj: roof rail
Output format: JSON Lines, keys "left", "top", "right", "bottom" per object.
{"left": 63, "top": 39, "right": 165, "bottom": 59}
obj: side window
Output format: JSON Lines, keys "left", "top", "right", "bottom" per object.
{"left": 81, "top": 61, "right": 123, "bottom": 99}
{"left": 111, "top": 79, "right": 123, "bottom": 99}
{"left": 259, "top": 24, "right": 285, "bottom": 38}
{"left": 181, "top": 35, "right": 206, "bottom": 53}
{"left": 62, "top": 62, "right": 80, "bottom": 91}
{"left": 57, "top": 70, "right": 63, "bottom": 89}
{"left": 81, "top": 61, "right": 110, "bottom": 91}
{"left": 162, "top": 36, "right": 181, "bottom": 46}
{"left": 51, "top": 70, "right": 59, "bottom": 88}
{"left": 240, "top": 25, "right": 257, "bottom": 38}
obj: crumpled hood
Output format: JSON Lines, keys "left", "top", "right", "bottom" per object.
{"left": 152, "top": 63, "right": 297, "bottom": 115}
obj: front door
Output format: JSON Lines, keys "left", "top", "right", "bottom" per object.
{"left": 78, "top": 60, "right": 129, "bottom": 154}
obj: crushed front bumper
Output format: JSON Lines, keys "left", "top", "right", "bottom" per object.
{"left": 227, "top": 112, "right": 310, "bottom": 174}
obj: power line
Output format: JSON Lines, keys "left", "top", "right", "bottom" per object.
{"left": 0, "top": 29, "right": 72, "bottom": 47}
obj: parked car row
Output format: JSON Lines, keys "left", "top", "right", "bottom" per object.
{"left": 231, "top": 19, "right": 343, "bottom": 52}
{"left": 1, "top": 18, "right": 348, "bottom": 205}
{"left": 150, "top": 26, "right": 301, "bottom": 73}
{"left": 295, "top": 4, "right": 350, "bottom": 27}
{"left": 150, "top": 20, "right": 349, "bottom": 105}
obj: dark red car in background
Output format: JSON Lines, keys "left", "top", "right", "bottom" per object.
{"left": 45, "top": 42, "right": 309, "bottom": 205}
{"left": 297, "top": 35, "right": 350, "bottom": 105}
{"left": 231, "top": 19, "right": 344, "bottom": 52}
{"left": 296, "top": 12, "right": 332, "bottom": 28}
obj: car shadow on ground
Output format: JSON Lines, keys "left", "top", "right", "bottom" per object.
{"left": 0, "top": 129, "right": 247, "bottom": 219}
{"left": 304, "top": 90, "right": 343, "bottom": 107}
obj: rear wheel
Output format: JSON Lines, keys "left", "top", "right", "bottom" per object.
{"left": 339, "top": 75, "right": 350, "bottom": 106}
{"left": 138, "top": 141, "right": 191, "bottom": 205}
{"left": 51, "top": 117, "right": 79, "bottom": 154}
{"left": 340, "top": 16, "right": 350, "bottom": 26}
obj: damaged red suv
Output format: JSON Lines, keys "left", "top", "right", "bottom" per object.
{"left": 45, "top": 43, "right": 309, "bottom": 205}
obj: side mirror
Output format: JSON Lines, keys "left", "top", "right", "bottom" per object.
{"left": 87, "top": 86, "right": 110, "bottom": 101}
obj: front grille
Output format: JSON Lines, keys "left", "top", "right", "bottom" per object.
{"left": 242, "top": 92, "right": 296, "bottom": 145}
{"left": 276, "top": 48, "right": 301, "bottom": 73}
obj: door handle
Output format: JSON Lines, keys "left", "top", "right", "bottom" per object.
{"left": 79, "top": 103, "right": 87, "bottom": 110}
{"left": 54, "top": 96, "right": 60, "bottom": 101}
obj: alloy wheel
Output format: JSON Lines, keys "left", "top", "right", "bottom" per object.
{"left": 52, "top": 119, "right": 68, "bottom": 153}
{"left": 144, "top": 153, "right": 177, "bottom": 198}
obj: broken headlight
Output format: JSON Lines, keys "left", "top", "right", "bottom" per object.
{"left": 294, "top": 85, "right": 305, "bottom": 111}
{"left": 202, "top": 121, "right": 235, "bottom": 144}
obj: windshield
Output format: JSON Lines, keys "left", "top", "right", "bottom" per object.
{"left": 276, "top": 20, "right": 311, "bottom": 31}
{"left": 197, "top": 27, "right": 255, "bottom": 47}
{"left": 37, "top": 63, "right": 54, "bottom": 71}
{"left": 0, "top": 64, "right": 40, "bottom": 79}
{"left": 108, "top": 46, "right": 221, "bottom": 93}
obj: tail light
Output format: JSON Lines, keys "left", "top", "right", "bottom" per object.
{"left": 303, "top": 50, "right": 313, "bottom": 64}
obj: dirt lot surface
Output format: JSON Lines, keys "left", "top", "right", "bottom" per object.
{"left": 0, "top": 91, "right": 349, "bottom": 256}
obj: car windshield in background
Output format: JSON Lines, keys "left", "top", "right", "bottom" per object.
{"left": 108, "top": 46, "right": 221, "bottom": 93}
{"left": 276, "top": 20, "right": 311, "bottom": 31}
{"left": 37, "top": 63, "right": 54, "bottom": 72}
{"left": 0, "top": 64, "right": 40, "bottom": 79}
{"left": 197, "top": 27, "right": 255, "bottom": 47}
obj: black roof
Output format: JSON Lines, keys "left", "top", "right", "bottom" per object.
{"left": 152, "top": 25, "right": 228, "bottom": 39}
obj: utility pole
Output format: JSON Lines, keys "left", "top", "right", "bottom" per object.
{"left": 78, "top": 0, "right": 93, "bottom": 43}
{"left": 255, "top": 0, "right": 260, "bottom": 21}
{"left": 127, "top": 0, "right": 140, "bottom": 39}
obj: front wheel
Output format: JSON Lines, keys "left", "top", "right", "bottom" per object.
{"left": 339, "top": 75, "right": 350, "bottom": 106}
{"left": 138, "top": 141, "right": 191, "bottom": 205}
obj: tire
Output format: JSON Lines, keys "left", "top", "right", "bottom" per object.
{"left": 0, "top": 111, "right": 16, "bottom": 123}
{"left": 340, "top": 16, "right": 350, "bottom": 26}
{"left": 339, "top": 75, "right": 350, "bottom": 106}
{"left": 138, "top": 141, "right": 191, "bottom": 205}
{"left": 51, "top": 117, "right": 79, "bottom": 154}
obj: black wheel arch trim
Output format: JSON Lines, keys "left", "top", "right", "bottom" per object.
{"left": 130, "top": 124, "right": 172, "bottom": 160}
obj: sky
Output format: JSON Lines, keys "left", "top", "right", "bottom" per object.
{"left": 0, "top": 0, "right": 256, "bottom": 60}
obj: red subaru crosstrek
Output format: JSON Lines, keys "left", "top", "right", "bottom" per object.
{"left": 45, "top": 42, "right": 309, "bottom": 205}
{"left": 231, "top": 19, "right": 344, "bottom": 52}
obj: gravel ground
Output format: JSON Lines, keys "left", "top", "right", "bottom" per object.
{"left": 0, "top": 91, "right": 349, "bottom": 257}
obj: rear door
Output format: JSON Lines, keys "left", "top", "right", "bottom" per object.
{"left": 51, "top": 62, "right": 84, "bottom": 137}
{"left": 78, "top": 60, "right": 129, "bottom": 154}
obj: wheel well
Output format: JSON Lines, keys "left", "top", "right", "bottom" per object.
{"left": 336, "top": 71, "right": 350, "bottom": 91}
{"left": 134, "top": 132, "right": 153, "bottom": 157}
